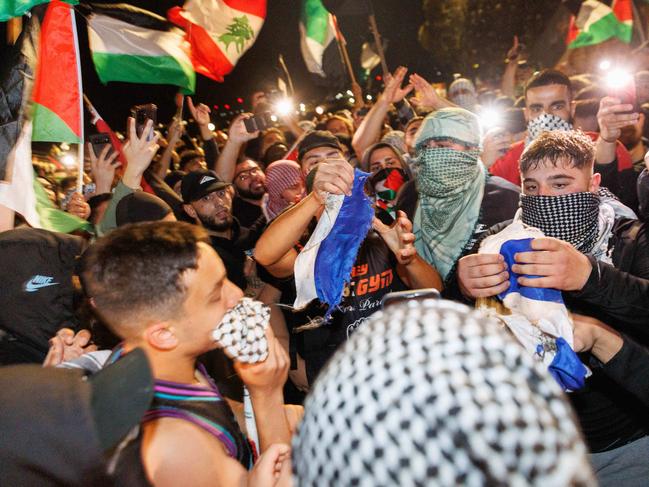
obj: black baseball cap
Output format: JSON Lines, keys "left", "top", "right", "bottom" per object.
{"left": 116, "top": 191, "right": 173, "bottom": 227}
{"left": 297, "top": 130, "right": 343, "bottom": 161}
{"left": 181, "top": 169, "right": 231, "bottom": 203}
{"left": 0, "top": 348, "right": 154, "bottom": 486}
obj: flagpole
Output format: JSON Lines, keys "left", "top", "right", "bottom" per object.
{"left": 365, "top": 0, "right": 388, "bottom": 77}
{"left": 71, "top": 8, "right": 84, "bottom": 194}
{"left": 331, "top": 15, "right": 358, "bottom": 86}
{"left": 278, "top": 54, "right": 295, "bottom": 96}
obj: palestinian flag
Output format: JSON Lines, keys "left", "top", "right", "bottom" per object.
{"left": 299, "top": 0, "right": 335, "bottom": 76}
{"left": 87, "top": 3, "right": 195, "bottom": 93}
{"left": 0, "top": 0, "right": 76, "bottom": 21}
{"left": 567, "top": 0, "right": 633, "bottom": 49}
{"left": 0, "top": 9, "right": 91, "bottom": 233}
{"left": 31, "top": 0, "right": 82, "bottom": 144}
{"left": 168, "top": 0, "right": 266, "bottom": 83}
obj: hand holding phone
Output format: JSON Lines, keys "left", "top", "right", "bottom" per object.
{"left": 130, "top": 103, "right": 157, "bottom": 140}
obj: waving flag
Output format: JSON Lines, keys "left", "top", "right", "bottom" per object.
{"left": 567, "top": 0, "right": 633, "bottom": 49}
{"left": 0, "top": 0, "right": 76, "bottom": 21}
{"left": 31, "top": 0, "right": 82, "bottom": 144}
{"left": 168, "top": 0, "right": 266, "bottom": 82}
{"left": 299, "top": 0, "right": 335, "bottom": 76}
{"left": 87, "top": 3, "right": 195, "bottom": 93}
{"left": 0, "top": 2, "right": 91, "bottom": 233}
{"left": 294, "top": 170, "right": 374, "bottom": 316}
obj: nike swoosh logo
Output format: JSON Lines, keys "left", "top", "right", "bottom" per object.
{"left": 25, "top": 281, "right": 59, "bottom": 292}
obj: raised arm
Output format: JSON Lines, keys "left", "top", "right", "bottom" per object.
{"left": 254, "top": 158, "right": 354, "bottom": 278}
{"left": 352, "top": 66, "right": 413, "bottom": 160}
{"left": 214, "top": 114, "right": 259, "bottom": 183}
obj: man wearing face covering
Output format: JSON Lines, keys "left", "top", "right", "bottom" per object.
{"left": 448, "top": 77, "right": 479, "bottom": 113}
{"left": 457, "top": 130, "right": 649, "bottom": 485}
{"left": 395, "top": 107, "right": 520, "bottom": 287}
{"left": 490, "top": 69, "right": 639, "bottom": 213}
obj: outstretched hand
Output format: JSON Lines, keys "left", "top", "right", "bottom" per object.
{"left": 122, "top": 117, "right": 159, "bottom": 188}
{"left": 373, "top": 210, "right": 417, "bottom": 265}
{"left": 380, "top": 66, "right": 413, "bottom": 105}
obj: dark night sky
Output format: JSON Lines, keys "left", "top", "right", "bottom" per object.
{"left": 9, "top": 0, "right": 434, "bottom": 132}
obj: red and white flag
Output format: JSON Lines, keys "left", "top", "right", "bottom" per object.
{"left": 168, "top": 0, "right": 266, "bottom": 82}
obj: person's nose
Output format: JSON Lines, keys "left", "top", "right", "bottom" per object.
{"left": 537, "top": 184, "right": 554, "bottom": 196}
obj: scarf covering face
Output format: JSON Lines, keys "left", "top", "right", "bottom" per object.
{"left": 263, "top": 160, "right": 304, "bottom": 221}
{"left": 520, "top": 192, "right": 600, "bottom": 253}
{"left": 369, "top": 168, "right": 407, "bottom": 221}
{"left": 449, "top": 78, "right": 478, "bottom": 112}
{"left": 525, "top": 113, "right": 573, "bottom": 146}
{"left": 414, "top": 147, "right": 486, "bottom": 280}
{"left": 292, "top": 299, "right": 595, "bottom": 486}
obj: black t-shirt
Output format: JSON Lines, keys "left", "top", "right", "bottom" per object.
{"left": 287, "top": 231, "right": 408, "bottom": 382}
{"left": 208, "top": 218, "right": 264, "bottom": 291}
{"left": 232, "top": 197, "right": 264, "bottom": 228}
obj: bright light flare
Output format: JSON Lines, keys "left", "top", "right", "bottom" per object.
{"left": 479, "top": 107, "right": 503, "bottom": 130}
{"left": 599, "top": 60, "right": 612, "bottom": 71}
{"left": 61, "top": 154, "right": 76, "bottom": 167}
{"left": 299, "top": 103, "right": 306, "bottom": 112}
{"left": 274, "top": 98, "right": 294, "bottom": 116}
{"left": 315, "top": 106, "right": 325, "bottom": 115}
{"left": 605, "top": 69, "right": 633, "bottom": 90}
{"left": 207, "top": 122, "right": 216, "bottom": 131}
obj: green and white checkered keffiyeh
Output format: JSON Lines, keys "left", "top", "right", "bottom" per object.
{"left": 414, "top": 147, "right": 486, "bottom": 280}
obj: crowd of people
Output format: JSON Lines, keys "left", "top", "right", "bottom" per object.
{"left": 2, "top": 38, "right": 649, "bottom": 486}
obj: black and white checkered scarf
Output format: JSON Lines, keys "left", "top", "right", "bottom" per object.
{"left": 293, "top": 299, "right": 595, "bottom": 486}
{"left": 520, "top": 192, "right": 600, "bottom": 253}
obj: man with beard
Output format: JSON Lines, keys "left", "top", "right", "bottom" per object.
{"left": 232, "top": 159, "right": 267, "bottom": 227}
{"left": 456, "top": 131, "right": 649, "bottom": 485}
{"left": 181, "top": 170, "right": 262, "bottom": 291}
{"left": 489, "top": 69, "right": 639, "bottom": 213}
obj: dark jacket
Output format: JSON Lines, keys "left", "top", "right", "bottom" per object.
{"left": 208, "top": 216, "right": 265, "bottom": 291}
{"left": 449, "top": 216, "right": 649, "bottom": 452}
{"left": 396, "top": 175, "right": 520, "bottom": 288}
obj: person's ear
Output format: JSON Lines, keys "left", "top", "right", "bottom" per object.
{"left": 145, "top": 322, "right": 179, "bottom": 351}
{"left": 183, "top": 203, "right": 197, "bottom": 219}
{"left": 590, "top": 172, "right": 601, "bottom": 193}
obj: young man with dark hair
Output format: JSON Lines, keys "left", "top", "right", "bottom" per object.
{"left": 487, "top": 69, "right": 639, "bottom": 213}
{"left": 255, "top": 131, "right": 442, "bottom": 383}
{"left": 456, "top": 130, "right": 649, "bottom": 484}
{"left": 81, "top": 221, "right": 292, "bottom": 486}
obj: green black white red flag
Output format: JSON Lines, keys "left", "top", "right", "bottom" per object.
{"left": 567, "top": 0, "right": 633, "bottom": 48}
{"left": 87, "top": 3, "right": 196, "bottom": 93}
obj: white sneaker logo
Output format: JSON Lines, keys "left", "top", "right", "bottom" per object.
{"left": 200, "top": 176, "right": 215, "bottom": 185}
{"left": 24, "top": 275, "right": 59, "bottom": 292}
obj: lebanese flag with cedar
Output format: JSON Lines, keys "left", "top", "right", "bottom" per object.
{"left": 168, "top": 0, "right": 266, "bottom": 82}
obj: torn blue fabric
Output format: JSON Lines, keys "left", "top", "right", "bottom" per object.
{"left": 549, "top": 338, "right": 588, "bottom": 391}
{"left": 314, "top": 169, "right": 374, "bottom": 318}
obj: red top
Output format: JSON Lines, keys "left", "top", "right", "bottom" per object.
{"left": 489, "top": 132, "right": 633, "bottom": 186}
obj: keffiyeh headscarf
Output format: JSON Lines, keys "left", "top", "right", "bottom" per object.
{"left": 520, "top": 192, "right": 600, "bottom": 253}
{"left": 449, "top": 77, "right": 478, "bottom": 112}
{"left": 526, "top": 113, "right": 573, "bottom": 146}
{"left": 263, "top": 160, "right": 304, "bottom": 221}
{"left": 293, "top": 299, "right": 595, "bottom": 486}
{"left": 413, "top": 108, "right": 486, "bottom": 280}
